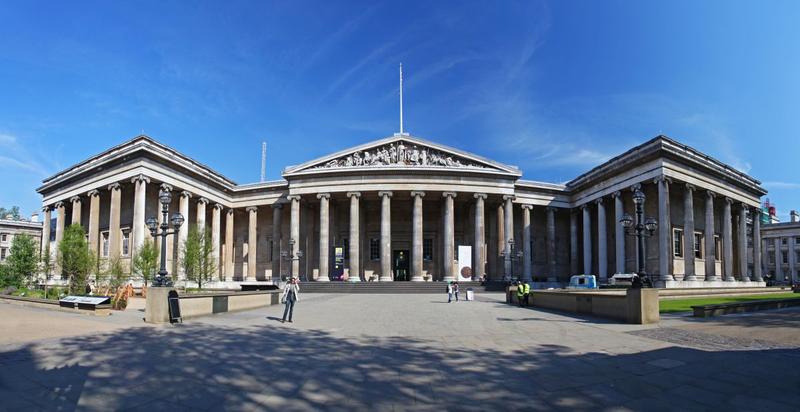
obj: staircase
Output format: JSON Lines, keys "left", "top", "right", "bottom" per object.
{"left": 300, "top": 281, "right": 506, "bottom": 294}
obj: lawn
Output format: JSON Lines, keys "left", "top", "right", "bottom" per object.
{"left": 660, "top": 292, "right": 799, "bottom": 313}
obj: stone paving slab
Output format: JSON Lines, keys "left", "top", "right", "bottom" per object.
{"left": 0, "top": 293, "right": 798, "bottom": 411}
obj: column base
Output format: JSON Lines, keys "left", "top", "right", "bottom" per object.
{"left": 410, "top": 276, "right": 424, "bottom": 282}
{"left": 348, "top": 275, "right": 361, "bottom": 282}
{"left": 442, "top": 276, "right": 455, "bottom": 282}
{"left": 379, "top": 275, "right": 393, "bottom": 281}
{"left": 316, "top": 275, "right": 330, "bottom": 282}
{"left": 683, "top": 275, "right": 698, "bottom": 281}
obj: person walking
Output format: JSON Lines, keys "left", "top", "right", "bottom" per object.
{"left": 281, "top": 277, "right": 300, "bottom": 323}
{"left": 516, "top": 281, "right": 525, "bottom": 307}
{"left": 453, "top": 281, "right": 460, "bottom": 302}
{"left": 523, "top": 281, "right": 531, "bottom": 307}
{"left": 447, "top": 281, "right": 454, "bottom": 303}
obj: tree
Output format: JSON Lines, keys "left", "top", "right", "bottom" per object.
{"left": 2, "top": 234, "right": 39, "bottom": 288}
{"left": 58, "top": 224, "right": 95, "bottom": 295}
{"left": 0, "top": 206, "right": 21, "bottom": 220}
{"left": 181, "top": 227, "right": 215, "bottom": 290}
{"left": 132, "top": 239, "right": 159, "bottom": 287}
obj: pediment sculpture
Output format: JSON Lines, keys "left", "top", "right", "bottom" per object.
{"left": 313, "top": 141, "right": 488, "bottom": 169}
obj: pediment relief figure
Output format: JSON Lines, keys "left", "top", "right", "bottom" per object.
{"left": 314, "top": 141, "right": 485, "bottom": 170}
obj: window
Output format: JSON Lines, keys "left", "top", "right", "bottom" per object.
{"left": 0, "top": 247, "right": 6, "bottom": 260}
{"left": 782, "top": 238, "right": 788, "bottom": 245}
{"left": 783, "top": 252, "right": 789, "bottom": 264}
{"left": 369, "top": 238, "right": 379, "bottom": 260}
{"left": 423, "top": 238, "right": 433, "bottom": 261}
{"left": 0, "top": 234, "right": 6, "bottom": 242}
{"left": 342, "top": 238, "right": 349, "bottom": 259}
{"left": 769, "top": 252, "right": 776, "bottom": 265}
{"left": 714, "top": 235, "right": 722, "bottom": 260}
{"left": 796, "top": 250, "right": 800, "bottom": 262}
{"left": 672, "top": 228, "right": 683, "bottom": 258}
{"left": 102, "top": 232, "right": 109, "bottom": 257}
{"left": 122, "top": 231, "right": 130, "bottom": 256}
{"left": 796, "top": 237, "right": 800, "bottom": 245}
{"left": 694, "top": 233, "right": 703, "bottom": 259}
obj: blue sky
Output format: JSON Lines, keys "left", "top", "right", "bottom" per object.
{"left": 1, "top": 1, "right": 798, "bottom": 220}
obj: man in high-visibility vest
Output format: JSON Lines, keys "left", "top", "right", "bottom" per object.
{"left": 523, "top": 282, "right": 531, "bottom": 307}
{"left": 515, "top": 281, "right": 525, "bottom": 307}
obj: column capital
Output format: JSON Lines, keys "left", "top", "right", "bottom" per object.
{"left": 42, "top": 205, "right": 51, "bottom": 213}
{"left": 739, "top": 202, "right": 748, "bottom": 212}
{"left": 160, "top": 183, "right": 173, "bottom": 192}
{"left": 685, "top": 183, "right": 696, "bottom": 192}
{"left": 611, "top": 191, "right": 622, "bottom": 199}
{"left": 316, "top": 193, "right": 331, "bottom": 200}
{"left": 131, "top": 174, "right": 150, "bottom": 184}
{"left": 197, "top": 197, "right": 210, "bottom": 205}
{"left": 347, "top": 192, "right": 361, "bottom": 198}
{"left": 473, "top": 193, "right": 488, "bottom": 200}
{"left": 630, "top": 182, "right": 642, "bottom": 192}
{"left": 180, "top": 190, "right": 193, "bottom": 199}
{"left": 87, "top": 189, "right": 100, "bottom": 197}
{"left": 442, "top": 192, "right": 457, "bottom": 199}
{"left": 653, "top": 176, "right": 672, "bottom": 185}
{"left": 706, "top": 190, "right": 716, "bottom": 199}
{"left": 752, "top": 207, "right": 762, "bottom": 217}
{"left": 502, "top": 195, "right": 516, "bottom": 201}
{"left": 410, "top": 191, "right": 425, "bottom": 198}
{"left": 226, "top": 208, "right": 235, "bottom": 216}
{"left": 213, "top": 203, "right": 224, "bottom": 211}
{"left": 546, "top": 206, "right": 557, "bottom": 213}
{"left": 724, "top": 196, "right": 733, "bottom": 205}
{"left": 54, "top": 201, "right": 65, "bottom": 209}
{"left": 271, "top": 203, "right": 284, "bottom": 209}
{"left": 246, "top": 206, "right": 258, "bottom": 213}
{"left": 580, "top": 203, "right": 590, "bottom": 211}
{"left": 595, "top": 197, "right": 604, "bottom": 205}
{"left": 108, "top": 182, "right": 121, "bottom": 191}
{"left": 70, "top": 196, "right": 81, "bottom": 203}
{"left": 520, "top": 204, "right": 533, "bottom": 210}
{"left": 287, "top": 195, "right": 302, "bottom": 202}
{"left": 378, "top": 191, "right": 393, "bottom": 198}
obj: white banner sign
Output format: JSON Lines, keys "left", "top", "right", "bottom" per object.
{"left": 457, "top": 245, "right": 472, "bottom": 281}
{"left": 60, "top": 296, "right": 111, "bottom": 305}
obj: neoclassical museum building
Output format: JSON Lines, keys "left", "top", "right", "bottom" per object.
{"left": 37, "top": 133, "right": 767, "bottom": 288}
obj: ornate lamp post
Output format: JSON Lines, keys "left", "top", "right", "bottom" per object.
{"left": 500, "top": 238, "right": 524, "bottom": 281}
{"left": 281, "top": 239, "right": 304, "bottom": 281}
{"left": 146, "top": 189, "right": 184, "bottom": 287}
{"left": 619, "top": 188, "right": 658, "bottom": 288}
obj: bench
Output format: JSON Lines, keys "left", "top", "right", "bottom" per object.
{"left": 692, "top": 297, "right": 800, "bottom": 317}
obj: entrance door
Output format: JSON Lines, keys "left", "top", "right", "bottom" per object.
{"left": 393, "top": 250, "right": 410, "bottom": 281}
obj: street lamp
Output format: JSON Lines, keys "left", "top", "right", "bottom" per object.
{"left": 500, "top": 238, "right": 524, "bottom": 281}
{"left": 147, "top": 189, "right": 183, "bottom": 287}
{"left": 619, "top": 188, "right": 657, "bottom": 288}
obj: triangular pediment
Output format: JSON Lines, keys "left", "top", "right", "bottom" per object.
{"left": 283, "top": 134, "right": 521, "bottom": 177}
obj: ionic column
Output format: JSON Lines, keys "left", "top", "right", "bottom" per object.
{"left": 704, "top": 191, "right": 717, "bottom": 281}
{"left": 271, "top": 204, "right": 283, "bottom": 278}
{"left": 656, "top": 177, "right": 672, "bottom": 281}
{"left": 473, "top": 193, "right": 487, "bottom": 281}
{"left": 443, "top": 192, "right": 457, "bottom": 282}
{"left": 41, "top": 206, "right": 51, "bottom": 258}
{"left": 753, "top": 208, "right": 763, "bottom": 281}
{"left": 108, "top": 183, "right": 122, "bottom": 259}
{"left": 288, "top": 195, "right": 301, "bottom": 278}
{"left": 347, "top": 192, "right": 361, "bottom": 282}
{"left": 521, "top": 205, "right": 533, "bottom": 282}
{"left": 496, "top": 203, "right": 505, "bottom": 277}
{"left": 211, "top": 204, "right": 222, "bottom": 280}
{"left": 131, "top": 175, "right": 149, "bottom": 256}
{"left": 503, "top": 195, "right": 515, "bottom": 279}
{"left": 613, "top": 192, "right": 625, "bottom": 275}
{"left": 70, "top": 196, "right": 82, "bottom": 226}
{"left": 317, "top": 194, "right": 330, "bottom": 281}
{"left": 411, "top": 191, "right": 425, "bottom": 281}
{"left": 570, "top": 211, "right": 579, "bottom": 275}
{"left": 86, "top": 190, "right": 101, "bottom": 257}
{"left": 596, "top": 198, "right": 608, "bottom": 281}
{"left": 775, "top": 237, "right": 783, "bottom": 281}
{"left": 54, "top": 202, "right": 65, "bottom": 275}
{"left": 178, "top": 191, "right": 191, "bottom": 278}
{"left": 379, "top": 191, "right": 392, "bottom": 281}
{"left": 546, "top": 207, "right": 557, "bottom": 282}
{"left": 196, "top": 197, "right": 209, "bottom": 233}
{"left": 582, "top": 205, "right": 592, "bottom": 275}
{"left": 225, "top": 209, "right": 234, "bottom": 281}
{"left": 683, "top": 184, "right": 697, "bottom": 281}
{"left": 738, "top": 203, "right": 749, "bottom": 281}
{"left": 246, "top": 206, "right": 258, "bottom": 280}
{"left": 722, "top": 197, "right": 734, "bottom": 281}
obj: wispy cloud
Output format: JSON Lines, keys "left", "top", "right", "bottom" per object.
{"left": 764, "top": 181, "right": 800, "bottom": 190}
{"left": 0, "top": 132, "right": 53, "bottom": 178}
{"left": 301, "top": 4, "right": 381, "bottom": 73}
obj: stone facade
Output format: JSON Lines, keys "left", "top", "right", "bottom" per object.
{"left": 36, "top": 134, "right": 767, "bottom": 287}
{"left": 761, "top": 221, "right": 800, "bottom": 284}
{"left": 0, "top": 219, "right": 42, "bottom": 263}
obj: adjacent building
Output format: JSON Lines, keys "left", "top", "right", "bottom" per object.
{"left": 36, "top": 133, "right": 768, "bottom": 288}
{"left": 0, "top": 217, "right": 43, "bottom": 263}
{"left": 761, "top": 211, "right": 800, "bottom": 284}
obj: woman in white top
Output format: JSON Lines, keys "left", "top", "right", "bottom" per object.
{"left": 281, "top": 277, "right": 300, "bottom": 323}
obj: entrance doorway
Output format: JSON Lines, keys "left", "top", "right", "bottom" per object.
{"left": 393, "top": 250, "right": 410, "bottom": 281}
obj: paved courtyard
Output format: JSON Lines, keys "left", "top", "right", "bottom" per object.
{"left": 1, "top": 293, "right": 799, "bottom": 411}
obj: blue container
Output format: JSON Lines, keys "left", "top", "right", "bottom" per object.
{"left": 567, "top": 275, "right": 598, "bottom": 289}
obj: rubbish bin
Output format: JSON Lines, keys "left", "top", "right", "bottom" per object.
{"left": 466, "top": 288, "right": 474, "bottom": 301}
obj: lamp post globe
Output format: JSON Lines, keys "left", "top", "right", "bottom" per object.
{"left": 644, "top": 217, "right": 658, "bottom": 233}
{"left": 620, "top": 213, "right": 633, "bottom": 228}
{"left": 170, "top": 212, "right": 184, "bottom": 229}
{"left": 159, "top": 190, "right": 172, "bottom": 206}
{"left": 633, "top": 189, "right": 645, "bottom": 205}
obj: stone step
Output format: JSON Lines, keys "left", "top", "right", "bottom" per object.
{"left": 299, "top": 281, "right": 503, "bottom": 294}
